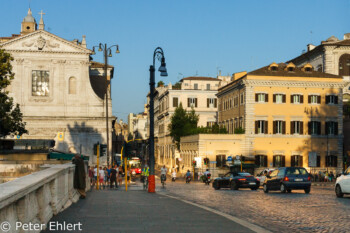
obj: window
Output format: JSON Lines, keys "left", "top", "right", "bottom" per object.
{"left": 207, "top": 98, "right": 217, "bottom": 108}
{"left": 270, "top": 169, "right": 279, "bottom": 177}
{"left": 273, "top": 121, "right": 286, "bottom": 134}
{"left": 308, "top": 121, "right": 321, "bottom": 135}
{"left": 216, "top": 154, "right": 226, "bottom": 167}
{"left": 291, "top": 94, "right": 303, "bottom": 104}
{"left": 326, "top": 155, "right": 337, "bottom": 167}
{"left": 239, "top": 117, "right": 244, "bottom": 129}
{"left": 194, "top": 83, "right": 198, "bottom": 90}
{"left": 68, "top": 77, "right": 76, "bottom": 94}
{"left": 234, "top": 96, "right": 239, "bottom": 107}
{"left": 308, "top": 95, "right": 321, "bottom": 104}
{"left": 229, "top": 99, "right": 232, "bottom": 109}
{"left": 291, "top": 155, "right": 303, "bottom": 167}
{"left": 287, "top": 67, "right": 294, "bottom": 72}
{"left": 317, "top": 65, "right": 323, "bottom": 72}
{"left": 207, "top": 122, "right": 215, "bottom": 127}
{"left": 273, "top": 155, "right": 285, "bottom": 167}
{"left": 290, "top": 121, "right": 303, "bottom": 134}
{"left": 32, "top": 70, "right": 49, "bottom": 96}
{"left": 255, "top": 120, "right": 268, "bottom": 134}
{"left": 206, "top": 84, "right": 210, "bottom": 90}
{"left": 173, "top": 97, "right": 179, "bottom": 107}
{"left": 325, "top": 121, "right": 338, "bottom": 135}
{"left": 255, "top": 93, "right": 268, "bottom": 103}
{"left": 240, "top": 93, "right": 244, "bottom": 105}
{"left": 188, "top": 98, "right": 197, "bottom": 108}
{"left": 255, "top": 155, "right": 268, "bottom": 167}
{"left": 326, "top": 95, "right": 338, "bottom": 104}
{"left": 273, "top": 94, "right": 286, "bottom": 103}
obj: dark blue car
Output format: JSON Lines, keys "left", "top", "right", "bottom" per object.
{"left": 263, "top": 167, "right": 311, "bottom": 194}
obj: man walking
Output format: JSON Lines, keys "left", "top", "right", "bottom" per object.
{"left": 110, "top": 165, "right": 118, "bottom": 189}
{"left": 72, "top": 154, "right": 86, "bottom": 199}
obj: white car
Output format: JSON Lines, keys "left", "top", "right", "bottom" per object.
{"left": 335, "top": 167, "right": 350, "bottom": 198}
{"left": 256, "top": 168, "right": 275, "bottom": 186}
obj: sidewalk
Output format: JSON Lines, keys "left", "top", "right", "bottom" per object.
{"left": 42, "top": 187, "right": 256, "bottom": 233}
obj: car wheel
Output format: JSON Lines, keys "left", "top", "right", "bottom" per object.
{"left": 287, "top": 189, "right": 292, "bottom": 193}
{"left": 304, "top": 188, "right": 311, "bottom": 194}
{"left": 214, "top": 183, "right": 220, "bottom": 190}
{"left": 336, "top": 185, "right": 344, "bottom": 198}
{"left": 230, "top": 181, "right": 238, "bottom": 190}
{"left": 263, "top": 184, "right": 269, "bottom": 193}
{"left": 280, "top": 184, "right": 286, "bottom": 193}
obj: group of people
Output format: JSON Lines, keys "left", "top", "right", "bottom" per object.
{"left": 88, "top": 165, "right": 124, "bottom": 189}
{"left": 312, "top": 171, "right": 336, "bottom": 182}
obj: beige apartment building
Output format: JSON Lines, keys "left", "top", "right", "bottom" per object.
{"left": 180, "top": 63, "right": 347, "bottom": 175}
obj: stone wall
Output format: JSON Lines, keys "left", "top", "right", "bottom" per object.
{"left": 0, "top": 163, "right": 90, "bottom": 233}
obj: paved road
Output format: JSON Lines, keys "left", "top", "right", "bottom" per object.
{"left": 42, "top": 187, "right": 258, "bottom": 233}
{"left": 157, "top": 179, "right": 350, "bottom": 233}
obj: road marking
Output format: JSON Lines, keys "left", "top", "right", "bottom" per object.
{"left": 158, "top": 193, "right": 272, "bottom": 233}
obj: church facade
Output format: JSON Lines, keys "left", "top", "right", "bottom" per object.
{"left": 0, "top": 9, "right": 113, "bottom": 165}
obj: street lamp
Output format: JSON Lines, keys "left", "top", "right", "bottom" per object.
{"left": 148, "top": 47, "right": 168, "bottom": 193}
{"left": 92, "top": 43, "right": 120, "bottom": 167}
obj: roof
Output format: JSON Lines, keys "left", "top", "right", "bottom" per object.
{"left": 90, "top": 61, "right": 114, "bottom": 69}
{"left": 248, "top": 63, "right": 342, "bottom": 79}
{"left": 180, "top": 76, "right": 219, "bottom": 81}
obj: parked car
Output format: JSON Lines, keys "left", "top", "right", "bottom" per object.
{"left": 263, "top": 167, "right": 311, "bottom": 194}
{"left": 212, "top": 172, "right": 260, "bottom": 190}
{"left": 335, "top": 167, "right": 350, "bottom": 198}
{"left": 256, "top": 168, "right": 275, "bottom": 186}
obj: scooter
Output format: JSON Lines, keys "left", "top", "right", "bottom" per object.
{"left": 186, "top": 176, "right": 191, "bottom": 183}
{"left": 205, "top": 173, "right": 211, "bottom": 185}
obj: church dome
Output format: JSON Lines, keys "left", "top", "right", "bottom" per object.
{"left": 23, "top": 8, "right": 36, "bottom": 23}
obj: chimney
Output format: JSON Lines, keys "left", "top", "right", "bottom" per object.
{"left": 307, "top": 44, "right": 316, "bottom": 52}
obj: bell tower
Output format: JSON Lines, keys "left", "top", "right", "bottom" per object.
{"left": 21, "top": 8, "right": 37, "bottom": 35}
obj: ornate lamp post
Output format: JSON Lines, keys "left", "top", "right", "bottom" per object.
{"left": 148, "top": 47, "right": 168, "bottom": 193}
{"left": 92, "top": 43, "right": 120, "bottom": 167}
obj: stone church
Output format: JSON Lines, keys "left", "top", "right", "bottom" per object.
{"left": 0, "top": 8, "right": 114, "bottom": 165}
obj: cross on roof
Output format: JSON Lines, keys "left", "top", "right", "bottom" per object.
{"left": 39, "top": 10, "right": 45, "bottom": 18}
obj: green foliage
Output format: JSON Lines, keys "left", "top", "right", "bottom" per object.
{"left": 157, "top": 80, "right": 164, "bottom": 87}
{"left": 168, "top": 103, "right": 199, "bottom": 149}
{"left": 234, "top": 127, "right": 245, "bottom": 134}
{"left": 187, "top": 124, "right": 228, "bottom": 135}
{"left": 0, "top": 49, "right": 27, "bottom": 138}
{"left": 173, "top": 82, "right": 181, "bottom": 90}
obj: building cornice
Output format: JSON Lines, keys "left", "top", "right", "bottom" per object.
{"left": 243, "top": 80, "right": 348, "bottom": 89}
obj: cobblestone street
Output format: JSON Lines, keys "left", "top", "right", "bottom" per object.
{"left": 157, "top": 179, "right": 350, "bottom": 233}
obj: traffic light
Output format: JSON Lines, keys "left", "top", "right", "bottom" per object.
{"left": 192, "top": 160, "right": 197, "bottom": 167}
{"left": 100, "top": 144, "right": 107, "bottom": 157}
{"left": 204, "top": 158, "right": 210, "bottom": 165}
{"left": 93, "top": 143, "right": 98, "bottom": 155}
{"left": 123, "top": 142, "right": 132, "bottom": 159}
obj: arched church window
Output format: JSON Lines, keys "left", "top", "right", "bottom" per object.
{"left": 339, "top": 54, "right": 350, "bottom": 76}
{"left": 69, "top": 77, "right": 76, "bottom": 94}
{"left": 317, "top": 64, "right": 323, "bottom": 72}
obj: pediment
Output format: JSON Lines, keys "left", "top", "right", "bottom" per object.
{"left": 0, "top": 30, "right": 91, "bottom": 54}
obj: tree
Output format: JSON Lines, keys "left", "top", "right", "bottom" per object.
{"left": 173, "top": 82, "right": 181, "bottom": 89}
{"left": 157, "top": 80, "right": 164, "bottom": 87}
{"left": 0, "top": 49, "right": 27, "bottom": 138}
{"left": 168, "top": 103, "right": 199, "bottom": 149}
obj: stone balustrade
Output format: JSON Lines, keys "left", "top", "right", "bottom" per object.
{"left": 0, "top": 163, "right": 89, "bottom": 233}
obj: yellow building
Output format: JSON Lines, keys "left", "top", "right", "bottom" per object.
{"left": 215, "top": 62, "right": 347, "bottom": 174}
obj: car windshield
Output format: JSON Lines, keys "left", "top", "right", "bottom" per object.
{"left": 238, "top": 173, "right": 251, "bottom": 177}
{"left": 286, "top": 168, "right": 308, "bottom": 175}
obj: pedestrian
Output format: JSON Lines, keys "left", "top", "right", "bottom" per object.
{"left": 103, "top": 167, "right": 108, "bottom": 186}
{"left": 88, "top": 166, "right": 94, "bottom": 187}
{"left": 107, "top": 165, "right": 112, "bottom": 186}
{"left": 118, "top": 165, "right": 124, "bottom": 186}
{"left": 93, "top": 165, "right": 98, "bottom": 186}
{"left": 325, "top": 171, "right": 329, "bottom": 182}
{"left": 99, "top": 166, "right": 105, "bottom": 189}
{"left": 110, "top": 165, "right": 118, "bottom": 189}
{"left": 72, "top": 154, "right": 86, "bottom": 199}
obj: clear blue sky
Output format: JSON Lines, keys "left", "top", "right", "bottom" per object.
{"left": 1, "top": 0, "right": 349, "bottom": 121}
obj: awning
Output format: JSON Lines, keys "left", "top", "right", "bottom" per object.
{"left": 49, "top": 152, "right": 89, "bottom": 161}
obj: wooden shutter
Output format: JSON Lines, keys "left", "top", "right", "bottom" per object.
{"left": 264, "top": 156, "right": 268, "bottom": 167}
{"left": 308, "top": 95, "right": 311, "bottom": 103}
{"left": 255, "top": 121, "right": 258, "bottom": 134}
{"left": 335, "top": 122, "right": 338, "bottom": 135}
{"left": 195, "top": 98, "right": 198, "bottom": 107}
{"left": 291, "top": 121, "right": 295, "bottom": 134}
{"left": 214, "top": 99, "right": 217, "bottom": 107}
{"left": 273, "top": 156, "right": 276, "bottom": 167}
{"left": 317, "top": 122, "right": 321, "bottom": 135}
{"left": 282, "top": 156, "right": 285, "bottom": 167}
{"left": 300, "top": 121, "right": 304, "bottom": 135}
{"left": 291, "top": 155, "right": 295, "bottom": 167}
{"left": 291, "top": 95, "right": 294, "bottom": 104}
{"left": 335, "top": 96, "right": 338, "bottom": 104}
{"left": 265, "top": 94, "right": 269, "bottom": 102}
{"left": 282, "top": 121, "right": 286, "bottom": 134}
{"left": 326, "top": 95, "right": 330, "bottom": 104}
{"left": 187, "top": 98, "right": 190, "bottom": 107}
{"left": 283, "top": 94, "right": 286, "bottom": 103}
{"left": 325, "top": 122, "right": 329, "bottom": 135}
{"left": 300, "top": 95, "right": 304, "bottom": 103}
{"left": 207, "top": 99, "right": 209, "bottom": 108}
{"left": 264, "top": 121, "right": 268, "bottom": 134}
{"left": 308, "top": 121, "right": 312, "bottom": 135}
{"left": 273, "top": 121, "right": 276, "bottom": 134}
{"left": 300, "top": 156, "right": 303, "bottom": 167}
{"left": 255, "top": 94, "right": 258, "bottom": 102}
{"left": 317, "top": 96, "right": 321, "bottom": 104}
{"left": 273, "top": 94, "right": 276, "bottom": 103}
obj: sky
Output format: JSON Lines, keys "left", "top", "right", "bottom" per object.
{"left": 1, "top": 0, "right": 349, "bottom": 121}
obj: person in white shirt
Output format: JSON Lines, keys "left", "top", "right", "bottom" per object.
{"left": 99, "top": 167, "right": 105, "bottom": 189}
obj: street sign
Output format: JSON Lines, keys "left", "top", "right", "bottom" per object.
{"left": 227, "top": 156, "right": 233, "bottom": 162}
{"left": 234, "top": 159, "right": 241, "bottom": 165}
